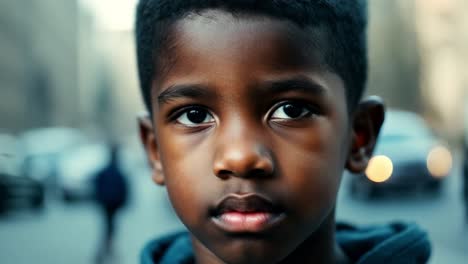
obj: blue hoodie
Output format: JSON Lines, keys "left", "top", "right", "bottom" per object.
{"left": 141, "top": 222, "right": 431, "bottom": 264}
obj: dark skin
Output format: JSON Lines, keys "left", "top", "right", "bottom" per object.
{"left": 139, "top": 10, "right": 384, "bottom": 264}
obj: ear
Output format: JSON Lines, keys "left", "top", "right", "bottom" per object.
{"left": 137, "top": 112, "right": 165, "bottom": 185}
{"left": 346, "top": 96, "right": 385, "bottom": 173}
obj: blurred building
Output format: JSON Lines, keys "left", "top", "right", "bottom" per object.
{"left": 0, "top": 0, "right": 143, "bottom": 142}
{"left": 367, "top": 0, "right": 422, "bottom": 113}
{"left": 367, "top": 0, "right": 467, "bottom": 142}
{"left": 78, "top": 0, "right": 143, "bottom": 141}
{"left": 414, "top": 0, "right": 468, "bottom": 141}
{"left": 0, "top": 0, "right": 79, "bottom": 132}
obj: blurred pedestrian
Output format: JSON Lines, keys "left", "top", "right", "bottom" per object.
{"left": 94, "top": 144, "right": 128, "bottom": 263}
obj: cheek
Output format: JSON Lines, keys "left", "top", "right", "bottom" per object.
{"left": 274, "top": 121, "right": 347, "bottom": 219}
{"left": 159, "top": 127, "right": 213, "bottom": 181}
{"left": 158, "top": 130, "right": 216, "bottom": 224}
{"left": 276, "top": 150, "right": 341, "bottom": 213}
{"left": 162, "top": 152, "right": 208, "bottom": 228}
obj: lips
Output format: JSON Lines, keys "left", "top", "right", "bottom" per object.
{"left": 211, "top": 194, "right": 285, "bottom": 233}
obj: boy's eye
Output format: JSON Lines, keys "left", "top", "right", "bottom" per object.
{"left": 270, "top": 102, "right": 315, "bottom": 120}
{"left": 175, "top": 107, "right": 215, "bottom": 126}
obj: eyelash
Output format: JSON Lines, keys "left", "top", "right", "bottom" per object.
{"left": 168, "top": 105, "right": 209, "bottom": 121}
{"left": 270, "top": 100, "right": 322, "bottom": 120}
{"left": 168, "top": 100, "right": 322, "bottom": 127}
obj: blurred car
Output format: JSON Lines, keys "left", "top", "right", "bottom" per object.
{"left": 350, "top": 110, "right": 453, "bottom": 198}
{"left": 57, "top": 136, "right": 148, "bottom": 203}
{"left": 0, "top": 134, "right": 44, "bottom": 214}
{"left": 18, "top": 127, "right": 86, "bottom": 191}
{"left": 0, "top": 173, "right": 45, "bottom": 214}
{"left": 0, "top": 133, "right": 19, "bottom": 175}
{"left": 58, "top": 143, "right": 110, "bottom": 202}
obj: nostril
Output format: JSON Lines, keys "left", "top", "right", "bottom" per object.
{"left": 215, "top": 168, "right": 270, "bottom": 179}
{"left": 217, "top": 169, "right": 232, "bottom": 179}
{"left": 213, "top": 147, "right": 275, "bottom": 179}
{"left": 250, "top": 168, "right": 268, "bottom": 178}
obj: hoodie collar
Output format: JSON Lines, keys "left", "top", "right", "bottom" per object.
{"left": 141, "top": 222, "right": 431, "bottom": 264}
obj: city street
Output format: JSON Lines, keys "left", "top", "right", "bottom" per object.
{"left": 1, "top": 1, "right": 467, "bottom": 264}
{"left": 0, "top": 159, "right": 467, "bottom": 264}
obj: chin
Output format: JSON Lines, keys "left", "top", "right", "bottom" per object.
{"left": 213, "top": 239, "right": 289, "bottom": 264}
{"left": 219, "top": 254, "right": 283, "bottom": 264}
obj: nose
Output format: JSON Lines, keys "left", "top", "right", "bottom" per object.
{"left": 213, "top": 127, "right": 275, "bottom": 180}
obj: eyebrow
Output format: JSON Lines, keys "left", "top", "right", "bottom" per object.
{"left": 156, "top": 76, "right": 327, "bottom": 105}
{"left": 157, "top": 84, "right": 214, "bottom": 105}
{"left": 262, "top": 76, "right": 327, "bottom": 97}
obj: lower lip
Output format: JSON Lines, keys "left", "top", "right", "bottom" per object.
{"left": 212, "top": 212, "right": 285, "bottom": 233}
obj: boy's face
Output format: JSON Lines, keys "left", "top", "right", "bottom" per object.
{"left": 140, "top": 10, "right": 383, "bottom": 264}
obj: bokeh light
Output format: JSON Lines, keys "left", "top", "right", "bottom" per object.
{"left": 426, "top": 146, "right": 452, "bottom": 178}
{"left": 365, "top": 155, "right": 394, "bottom": 183}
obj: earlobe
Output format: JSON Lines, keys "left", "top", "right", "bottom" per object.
{"left": 346, "top": 146, "right": 370, "bottom": 173}
{"left": 346, "top": 96, "right": 385, "bottom": 173}
{"left": 137, "top": 112, "right": 165, "bottom": 186}
{"left": 151, "top": 162, "right": 165, "bottom": 185}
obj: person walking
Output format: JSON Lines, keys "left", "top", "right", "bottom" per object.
{"left": 94, "top": 144, "right": 128, "bottom": 263}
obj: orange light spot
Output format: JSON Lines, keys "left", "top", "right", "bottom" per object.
{"left": 427, "top": 146, "right": 452, "bottom": 178}
{"left": 365, "top": 155, "right": 393, "bottom": 183}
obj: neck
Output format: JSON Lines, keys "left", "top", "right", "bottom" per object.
{"left": 278, "top": 210, "right": 349, "bottom": 264}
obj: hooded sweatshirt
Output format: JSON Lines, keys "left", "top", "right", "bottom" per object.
{"left": 140, "top": 222, "right": 431, "bottom": 264}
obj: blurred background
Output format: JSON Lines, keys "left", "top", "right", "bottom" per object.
{"left": 0, "top": 0, "right": 467, "bottom": 263}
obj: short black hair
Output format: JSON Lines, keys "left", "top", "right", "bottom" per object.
{"left": 135, "top": 0, "right": 368, "bottom": 112}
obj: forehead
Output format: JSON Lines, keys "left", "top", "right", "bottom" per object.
{"left": 153, "top": 10, "right": 340, "bottom": 100}
{"left": 151, "top": 10, "right": 346, "bottom": 110}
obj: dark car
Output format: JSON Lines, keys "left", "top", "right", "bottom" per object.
{"left": 0, "top": 133, "right": 45, "bottom": 214}
{"left": 19, "top": 127, "right": 86, "bottom": 191}
{"left": 350, "top": 110, "right": 453, "bottom": 198}
{"left": 0, "top": 173, "right": 45, "bottom": 214}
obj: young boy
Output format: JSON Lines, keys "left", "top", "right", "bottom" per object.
{"left": 135, "top": 0, "right": 431, "bottom": 263}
